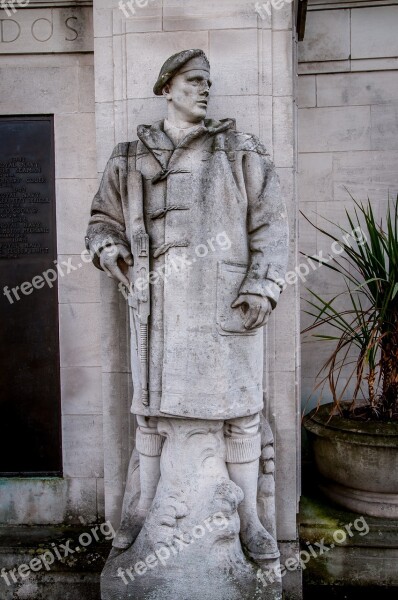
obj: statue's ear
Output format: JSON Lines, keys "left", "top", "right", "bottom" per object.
{"left": 162, "top": 83, "right": 172, "bottom": 99}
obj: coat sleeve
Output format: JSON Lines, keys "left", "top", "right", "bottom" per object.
{"left": 239, "top": 139, "right": 289, "bottom": 307}
{"left": 85, "top": 143, "right": 130, "bottom": 270}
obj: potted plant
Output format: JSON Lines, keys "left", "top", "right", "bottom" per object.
{"left": 302, "top": 197, "right": 398, "bottom": 518}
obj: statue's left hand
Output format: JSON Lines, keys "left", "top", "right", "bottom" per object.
{"left": 231, "top": 294, "right": 273, "bottom": 330}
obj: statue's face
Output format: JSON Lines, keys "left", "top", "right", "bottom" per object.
{"left": 163, "top": 68, "right": 212, "bottom": 123}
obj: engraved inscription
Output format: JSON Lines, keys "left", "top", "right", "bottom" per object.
{"left": 0, "top": 116, "right": 61, "bottom": 476}
{"left": 0, "top": 16, "right": 78, "bottom": 44}
{"left": 0, "top": 156, "right": 50, "bottom": 259}
{"left": 0, "top": 7, "right": 94, "bottom": 54}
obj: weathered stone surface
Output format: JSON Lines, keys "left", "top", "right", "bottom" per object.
{"left": 209, "top": 94, "right": 261, "bottom": 136}
{"left": 95, "top": 102, "right": 117, "bottom": 172}
{"left": 113, "top": 0, "right": 163, "bottom": 34}
{"left": 56, "top": 178, "right": 98, "bottom": 254}
{"left": 94, "top": 36, "right": 114, "bottom": 103}
{"left": 298, "top": 10, "right": 350, "bottom": 63}
{"left": 259, "top": 96, "right": 273, "bottom": 156}
{"left": 58, "top": 257, "right": 100, "bottom": 305}
{"left": 62, "top": 415, "right": 104, "bottom": 478}
{"left": 371, "top": 104, "right": 398, "bottom": 151}
{"left": 351, "top": 57, "right": 398, "bottom": 73}
{"left": 297, "top": 76, "right": 316, "bottom": 108}
{"left": 61, "top": 366, "right": 102, "bottom": 414}
{"left": 332, "top": 150, "right": 398, "bottom": 202}
{"left": 298, "top": 60, "right": 350, "bottom": 76}
{"left": 305, "top": 406, "right": 398, "bottom": 518}
{"left": 102, "top": 418, "right": 282, "bottom": 600}
{"left": 273, "top": 96, "right": 294, "bottom": 167}
{"left": 0, "top": 65, "right": 78, "bottom": 112}
{"left": 260, "top": 29, "right": 273, "bottom": 96}
{"left": 162, "top": 0, "right": 258, "bottom": 31}
{"left": 55, "top": 113, "right": 97, "bottom": 179}
{"left": 299, "top": 106, "right": 371, "bottom": 153}
{"left": 351, "top": 5, "right": 398, "bottom": 60}
{"left": 209, "top": 29, "right": 259, "bottom": 96}
{"left": 0, "top": 525, "right": 110, "bottom": 600}
{"left": 0, "top": 479, "right": 98, "bottom": 525}
{"left": 59, "top": 302, "right": 102, "bottom": 368}
{"left": 298, "top": 153, "right": 333, "bottom": 202}
{"left": 317, "top": 71, "right": 398, "bottom": 107}
{"left": 272, "top": 30, "right": 293, "bottom": 97}
{"left": 301, "top": 491, "right": 398, "bottom": 588}
{"left": 102, "top": 371, "right": 133, "bottom": 527}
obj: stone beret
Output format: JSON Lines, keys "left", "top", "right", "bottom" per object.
{"left": 153, "top": 49, "right": 210, "bottom": 96}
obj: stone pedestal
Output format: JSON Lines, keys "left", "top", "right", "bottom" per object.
{"left": 101, "top": 418, "right": 281, "bottom": 600}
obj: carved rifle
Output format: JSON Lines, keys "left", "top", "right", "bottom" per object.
{"left": 127, "top": 148, "right": 151, "bottom": 407}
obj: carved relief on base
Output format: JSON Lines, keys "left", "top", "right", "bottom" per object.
{"left": 101, "top": 417, "right": 281, "bottom": 600}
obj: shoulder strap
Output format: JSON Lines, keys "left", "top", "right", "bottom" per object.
{"left": 126, "top": 141, "right": 146, "bottom": 244}
{"left": 127, "top": 140, "right": 138, "bottom": 171}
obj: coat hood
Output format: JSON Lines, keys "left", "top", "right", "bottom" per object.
{"left": 137, "top": 118, "right": 236, "bottom": 148}
{"left": 136, "top": 118, "right": 236, "bottom": 173}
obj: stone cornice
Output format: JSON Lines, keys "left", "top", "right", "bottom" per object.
{"left": 308, "top": 0, "right": 398, "bottom": 9}
{"left": 19, "top": 1, "right": 93, "bottom": 7}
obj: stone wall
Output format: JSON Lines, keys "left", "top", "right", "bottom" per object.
{"left": 298, "top": 0, "right": 398, "bottom": 411}
{"left": 0, "top": 2, "right": 103, "bottom": 524}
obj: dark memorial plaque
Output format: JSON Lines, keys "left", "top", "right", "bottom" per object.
{"left": 0, "top": 116, "right": 62, "bottom": 476}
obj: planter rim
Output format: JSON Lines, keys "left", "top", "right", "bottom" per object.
{"left": 304, "top": 403, "right": 398, "bottom": 448}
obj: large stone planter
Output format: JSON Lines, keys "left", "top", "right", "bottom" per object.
{"left": 304, "top": 404, "right": 398, "bottom": 518}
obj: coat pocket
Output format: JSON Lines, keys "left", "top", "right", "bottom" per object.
{"left": 216, "top": 261, "right": 258, "bottom": 336}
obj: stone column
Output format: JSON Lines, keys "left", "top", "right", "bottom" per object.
{"left": 92, "top": 0, "right": 301, "bottom": 597}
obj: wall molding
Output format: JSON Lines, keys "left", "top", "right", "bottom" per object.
{"left": 17, "top": 1, "right": 93, "bottom": 7}
{"left": 308, "top": 0, "right": 398, "bottom": 10}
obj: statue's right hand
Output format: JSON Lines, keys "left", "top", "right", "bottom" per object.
{"left": 99, "top": 243, "right": 133, "bottom": 287}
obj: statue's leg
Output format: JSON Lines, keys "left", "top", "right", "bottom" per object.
{"left": 136, "top": 416, "right": 162, "bottom": 512}
{"left": 112, "top": 416, "right": 162, "bottom": 549}
{"left": 225, "top": 414, "right": 279, "bottom": 561}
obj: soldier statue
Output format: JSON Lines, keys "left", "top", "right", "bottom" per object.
{"left": 86, "top": 49, "right": 288, "bottom": 566}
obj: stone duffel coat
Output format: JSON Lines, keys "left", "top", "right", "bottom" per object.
{"left": 86, "top": 118, "right": 288, "bottom": 421}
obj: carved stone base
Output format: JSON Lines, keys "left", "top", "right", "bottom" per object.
{"left": 101, "top": 418, "right": 282, "bottom": 600}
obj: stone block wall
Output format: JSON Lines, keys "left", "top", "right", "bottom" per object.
{"left": 298, "top": 0, "right": 398, "bottom": 411}
{"left": 0, "top": 2, "right": 104, "bottom": 524}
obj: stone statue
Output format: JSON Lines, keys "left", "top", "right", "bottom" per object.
{"left": 86, "top": 49, "right": 288, "bottom": 600}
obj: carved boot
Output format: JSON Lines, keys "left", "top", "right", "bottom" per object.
{"left": 227, "top": 440, "right": 279, "bottom": 561}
